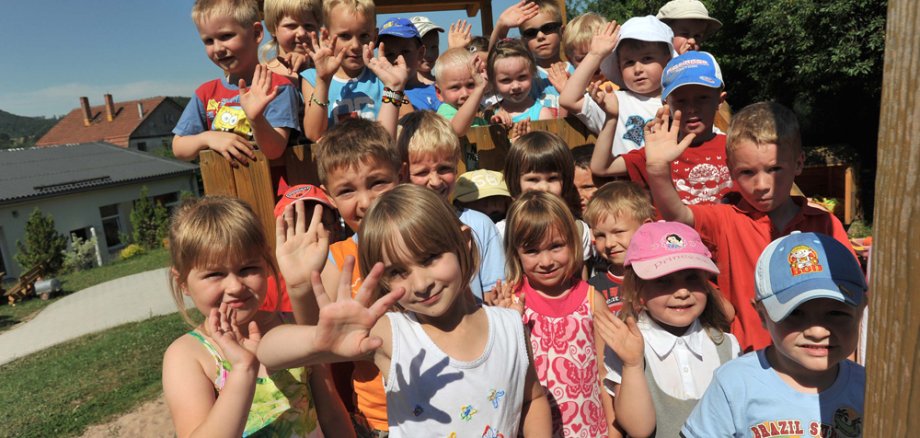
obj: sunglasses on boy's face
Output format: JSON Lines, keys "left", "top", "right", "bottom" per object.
{"left": 521, "top": 22, "right": 562, "bottom": 39}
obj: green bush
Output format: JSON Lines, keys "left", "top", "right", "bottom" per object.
{"left": 119, "top": 244, "right": 146, "bottom": 260}
{"left": 15, "top": 208, "right": 67, "bottom": 274}
{"left": 130, "top": 186, "right": 169, "bottom": 250}
{"left": 61, "top": 235, "right": 98, "bottom": 273}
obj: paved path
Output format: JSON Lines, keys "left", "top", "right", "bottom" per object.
{"left": 0, "top": 268, "right": 188, "bottom": 366}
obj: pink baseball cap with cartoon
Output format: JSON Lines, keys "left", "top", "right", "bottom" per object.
{"left": 273, "top": 184, "right": 334, "bottom": 218}
{"left": 625, "top": 220, "right": 719, "bottom": 279}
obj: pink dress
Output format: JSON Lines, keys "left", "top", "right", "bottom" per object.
{"left": 519, "top": 278, "right": 606, "bottom": 437}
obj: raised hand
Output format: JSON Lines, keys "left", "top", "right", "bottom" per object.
{"left": 448, "top": 19, "right": 473, "bottom": 49}
{"left": 509, "top": 119, "right": 531, "bottom": 142}
{"left": 547, "top": 61, "right": 570, "bottom": 93}
{"left": 490, "top": 107, "right": 512, "bottom": 126}
{"left": 589, "top": 21, "right": 620, "bottom": 58}
{"left": 275, "top": 202, "right": 329, "bottom": 297}
{"left": 278, "top": 51, "right": 310, "bottom": 74}
{"left": 207, "top": 131, "right": 255, "bottom": 167}
{"left": 588, "top": 80, "right": 619, "bottom": 117}
{"left": 594, "top": 310, "right": 644, "bottom": 368}
{"left": 208, "top": 304, "right": 261, "bottom": 368}
{"left": 471, "top": 55, "right": 488, "bottom": 86}
{"left": 643, "top": 105, "right": 695, "bottom": 167}
{"left": 498, "top": 0, "right": 540, "bottom": 29}
{"left": 490, "top": 279, "right": 525, "bottom": 315}
{"left": 310, "top": 258, "right": 405, "bottom": 359}
{"left": 239, "top": 64, "right": 278, "bottom": 121}
{"left": 363, "top": 42, "right": 409, "bottom": 91}
{"left": 307, "top": 29, "right": 344, "bottom": 81}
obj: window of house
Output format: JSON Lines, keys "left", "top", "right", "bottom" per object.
{"left": 154, "top": 192, "right": 181, "bottom": 215}
{"left": 137, "top": 142, "right": 147, "bottom": 152}
{"left": 99, "top": 204, "right": 123, "bottom": 248}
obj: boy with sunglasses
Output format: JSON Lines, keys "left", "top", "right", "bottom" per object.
{"left": 491, "top": 0, "right": 571, "bottom": 115}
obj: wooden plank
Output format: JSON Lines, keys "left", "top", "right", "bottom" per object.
{"left": 376, "top": 0, "right": 485, "bottom": 17}
{"left": 281, "top": 144, "right": 321, "bottom": 187}
{"left": 199, "top": 150, "right": 237, "bottom": 197}
{"left": 231, "top": 152, "right": 278, "bottom": 250}
{"left": 865, "top": 0, "right": 920, "bottom": 433}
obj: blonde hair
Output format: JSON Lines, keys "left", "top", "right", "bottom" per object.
{"left": 433, "top": 47, "right": 474, "bottom": 85}
{"left": 168, "top": 196, "right": 278, "bottom": 325}
{"left": 563, "top": 13, "right": 606, "bottom": 60}
{"left": 487, "top": 39, "right": 538, "bottom": 86}
{"left": 397, "top": 111, "right": 461, "bottom": 164}
{"left": 619, "top": 268, "right": 731, "bottom": 337}
{"left": 261, "top": 0, "right": 322, "bottom": 61}
{"left": 503, "top": 131, "right": 580, "bottom": 213}
{"left": 192, "top": 0, "right": 260, "bottom": 27}
{"left": 530, "top": 0, "right": 564, "bottom": 22}
{"left": 316, "top": 118, "right": 402, "bottom": 184}
{"left": 583, "top": 181, "right": 655, "bottom": 229}
{"left": 322, "top": 0, "right": 375, "bottom": 26}
{"left": 504, "top": 190, "right": 583, "bottom": 286}
{"left": 359, "top": 184, "right": 478, "bottom": 296}
{"left": 726, "top": 101, "right": 802, "bottom": 163}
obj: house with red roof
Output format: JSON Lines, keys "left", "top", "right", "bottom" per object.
{"left": 36, "top": 95, "right": 183, "bottom": 154}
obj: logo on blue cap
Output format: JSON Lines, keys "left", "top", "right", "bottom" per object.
{"left": 378, "top": 17, "right": 421, "bottom": 40}
{"left": 661, "top": 51, "right": 723, "bottom": 100}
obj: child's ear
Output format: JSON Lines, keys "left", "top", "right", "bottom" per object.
{"left": 719, "top": 91, "right": 727, "bottom": 104}
{"left": 793, "top": 151, "right": 805, "bottom": 176}
{"left": 252, "top": 21, "right": 264, "bottom": 43}
{"left": 753, "top": 299, "right": 770, "bottom": 329}
{"left": 435, "top": 84, "right": 443, "bottom": 101}
{"left": 399, "top": 162, "right": 409, "bottom": 182}
{"left": 171, "top": 268, "right": 189, "bottom": 296}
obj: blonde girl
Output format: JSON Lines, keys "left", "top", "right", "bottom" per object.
{"left": 162, "top": 196, "right": 351, "bottom": 438}
{"left": 261, "top": 0, "right": 322, "bottom": 82}
{"left": 498, "top": 190, "right": 612, "bottom": 437}
{"left": 499, "top": 131, "right": 593, "bottom": 278}
{"left": 259, "top": 184, "right": 552, "bottom": 437}
{"left": 487, "top": 39, "right": 554, "bottom": 123}
{"left": 595, "top": 221, "right": 738, "bottom": 438}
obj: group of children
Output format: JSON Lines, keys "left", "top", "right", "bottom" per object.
{"left": 163, "top": 0, "right": 869, "bottom": 437}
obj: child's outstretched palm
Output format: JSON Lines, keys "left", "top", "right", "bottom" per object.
{"left": 307, "top": 30, "right": 344, "bottom": 81}
{"left": 594, "top": 309, "right": 644, "bottom": 368}
{"left": 208, "top": 304, "right": 261, "bottom": 368}
{"left": 590, "top": 21, "right": 620, "bottom": 59}
{"left": 363, "top": 42, "right": 409, "bottom": 91}
{"left": 588, "top": 80, "right": 619, "bottom": 117}
{"left": 448, "top": 20, "right": 473, "bottom": 49}
{"left": 489, "top": 279, "right": 525, "bottom": 315}
{"left": 239, "top": 64, "right": 278, "bottom": 121}
{"left": 310, "top": 258, "right": 405, "bottom": 360}
{"left": 276, "top": 202, "right": 329, "bottom": 298}
{"left": 643, "top": 105, "right": 695, "bottom": 168}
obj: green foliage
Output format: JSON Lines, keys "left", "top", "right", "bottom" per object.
{"left": 567, "top": 0, "right": 660, "bottom": 23}
{"left": 61, "top": 235, "right": 98, "bottom": 273}
{"left": 129, "top": 186, "right": 170, "bottom": 249}
{"left": 119, "top": 243, "right": 146, "bottom": 260}
{"left": 0, "top": 109, "right": 60, "bottom": 149}
{"left": 15, "top": 208, "right": 67, "bottom": 274}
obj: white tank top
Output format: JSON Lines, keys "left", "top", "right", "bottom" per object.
{"left": 384, "top": 306, "right": 529, "bottom": 438}
{"left": 612, "top": 90, "right": 663, "bottom": 156}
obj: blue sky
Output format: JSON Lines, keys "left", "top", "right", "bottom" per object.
{"left": 1, "top": 0, "right": 520, "bottom": 118}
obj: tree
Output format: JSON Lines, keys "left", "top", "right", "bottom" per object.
{"left": 15, "top": 208, "right": 67, "bottom": 274}
{"left": 130, "top": 186, "right": 170, "bottom": 249}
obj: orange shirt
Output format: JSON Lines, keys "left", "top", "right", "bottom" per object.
{"left": 329, "top": 237, "right": 389, "bottom": 431}
{"left": 689, "top": 196, "right": 854, "bottom": 352}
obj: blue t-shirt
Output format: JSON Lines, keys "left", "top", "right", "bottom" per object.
{"left": 510, "top": 99, "right": 546, "bottom": 123}
{"left": 301, "top": 67, "right": 383, "bottom": 127}
{"left": 533, "top": 62, "right": 574, "bottom": 112}
{"left": 405, "top": 82, "right": 441, "bottom": 111}
{"left": 458, "top": 208, "right": 505, "bottom": 299}
{"left": 173, "top": 74, "right": 299, "bottom": 138}
{"left": 681, "top": 349, "right": 865, "bottom": 438}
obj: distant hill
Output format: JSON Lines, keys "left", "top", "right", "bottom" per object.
{"left": 0, "top": 109, "right": 60, "bottom": 149}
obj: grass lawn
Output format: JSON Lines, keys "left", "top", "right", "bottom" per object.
{"left": 0, "top": 312, "right": 190, "bottom": 437}
{"left": 0, "top": 248, "right": 170, "bottom": 332}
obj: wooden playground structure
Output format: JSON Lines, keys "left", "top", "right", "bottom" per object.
{"left": 198, "top": 0, "right": 916, "bottom": 434}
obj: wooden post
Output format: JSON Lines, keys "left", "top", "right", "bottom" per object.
{"left": 864, "top": 0, "right": 920, "bottom": 434}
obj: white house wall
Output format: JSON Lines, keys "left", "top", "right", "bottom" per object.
{"left": 0, "top": 175, "right": 196, "bottom": 277}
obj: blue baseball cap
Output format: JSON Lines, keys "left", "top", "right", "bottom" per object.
{"left": 378, "top": 17, "right": 421, "bottom": 40}
{"left": 755, "top": 232, "right": 867, "bottom": 322}
{"left": 661, "top": 51, "right": 723, "bottom": 100}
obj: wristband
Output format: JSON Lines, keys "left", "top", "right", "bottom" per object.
{"left": 382, "top": 87, "right": 408, "bottom": 107}
{"left": 310, "top": 93, "right": 329, "bottom": 108}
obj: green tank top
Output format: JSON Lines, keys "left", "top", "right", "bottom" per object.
{"left": 188, "top": 330, "right": 321, "bottom": 437}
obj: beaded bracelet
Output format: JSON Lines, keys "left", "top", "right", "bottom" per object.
{"left": 310, "top": 93, "right": 329, "bottom": 108}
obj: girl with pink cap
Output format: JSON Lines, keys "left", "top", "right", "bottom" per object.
{"left": 594, "top": 220, "right": 737, "bottom": 437}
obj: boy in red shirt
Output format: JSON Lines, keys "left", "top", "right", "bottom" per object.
{"left": 643, "top": 101, "right": 853, "bottom": 351}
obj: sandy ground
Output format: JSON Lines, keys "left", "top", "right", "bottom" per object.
{"left": 79, "top": 395, "right": 174, "bottom": 438}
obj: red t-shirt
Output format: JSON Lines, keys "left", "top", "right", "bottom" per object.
{"left": 623, "top": 133, "right": 734, "bottom": 205}
{"left": 688, "top": 196, "right": 855, "bottom": 352}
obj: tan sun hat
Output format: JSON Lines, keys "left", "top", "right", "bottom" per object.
{"left": 657, "top": 0, "right": 723, "bottom": 39}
